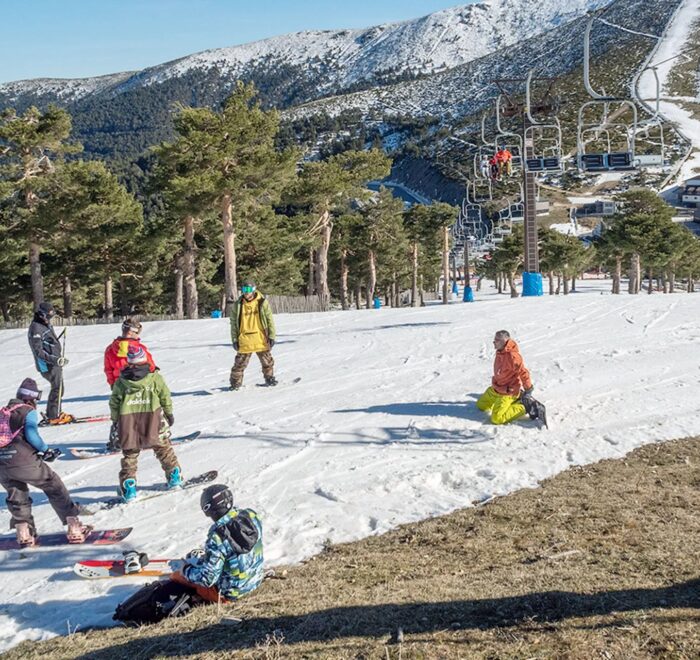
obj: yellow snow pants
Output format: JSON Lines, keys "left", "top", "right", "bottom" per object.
{"left": 476, "top": 387, "right": 526, "bottom": 425}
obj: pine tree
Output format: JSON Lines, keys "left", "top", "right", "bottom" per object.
{"left": 161, "top": 84, "right": 297, "bottom": 310}
{"left": 0, "top": 105, "right": 78, "bottom": 305}
{"left": 36, "top": 160, "right": 143, "bottom": 318}
{"left": 288, "top": 149, "right": 390, "bottom": 303}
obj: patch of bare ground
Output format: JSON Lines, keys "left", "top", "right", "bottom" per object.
{"left": 6, "top": 436, "right": 700, "bottom": 659}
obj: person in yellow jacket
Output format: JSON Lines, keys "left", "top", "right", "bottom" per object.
{"left": 229, "top": 281, "right": 277, "bottom": 390}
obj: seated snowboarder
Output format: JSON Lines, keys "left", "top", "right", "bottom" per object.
{"left": 229, "top": 280, "right": 277, "bottom": 390}
{"left": 477, "top": 330, "right": 544, "bottom": 425}
{"left": 103, "top": 318, "right": 157, "bottom": 451}
{"left": 171, "top": 484, "right": 264, "bottom": 603}
{"left": 0, "top": 378, "right": 89, "bottom": 546}
{"left": 109, "top": 346, "right": 182, "bottom": 502}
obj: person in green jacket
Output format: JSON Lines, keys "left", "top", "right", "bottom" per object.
{"left": 109, "top": 346, "right": 182, "bottom": 502}
{"left": 229, "top": 280, "right": 277, "bottom": 390}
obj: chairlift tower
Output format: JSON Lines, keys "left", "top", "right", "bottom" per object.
{"left": 491, "top": 72, "right": 561, "bottom": 296}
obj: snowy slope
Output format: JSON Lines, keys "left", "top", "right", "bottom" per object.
{"left": 2, "top": 280, "right": 700, "bottom": 650}
{"left": 638, "top": 0, "right": 700, "bottom": 186}
{"left": 0, "top": 0, "right": 610, "bottom": 104}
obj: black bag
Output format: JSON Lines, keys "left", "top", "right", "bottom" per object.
{"left": 113, "top": 579, "right": 201, "bottom": 625}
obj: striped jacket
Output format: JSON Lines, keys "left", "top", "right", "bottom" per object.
{"left": 183, "top": 508, "right": 264, "bottom": 601}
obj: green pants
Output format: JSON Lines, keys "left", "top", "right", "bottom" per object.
{"left": 476, "top": 387, "right": 526, "bottom": 425}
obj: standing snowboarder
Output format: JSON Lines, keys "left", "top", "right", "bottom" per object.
{"left": 103, "top": 319, "right": 157, "bottom": 451}
{"left": 229, "top": 280, "right": 277, "bottom": 390}
{"left": 109, "top": 347, "right": 182, "bottom": 502}
{"left": 171, "top": 484, "right": 264, "bottom": 603}
{"left": 0, "top": 378, "right": 89, "bottom": 546}
{"left": 27, "top": 302, "right": 70, "bottom": 424}
{"left": 477, "top": 330, "right": 544, "bottom": 425}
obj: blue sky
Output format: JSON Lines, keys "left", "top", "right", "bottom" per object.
{"left": 1, "top": 1, "right": 468, "bottom": 83}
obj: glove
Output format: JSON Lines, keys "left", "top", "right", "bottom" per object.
{"left": 165, "top": 412, "right": 175, "bottom": 427}
{"left": 523, "top": 386, "right": 534, "bottom": 396}
{"left": 40, "top": 448, "right": 62, "bottom": 462}
{"left": 57, "top": 357, "right": 69, "bottom": 367}
{"left": 268, "top": 339, "right": 275, "bottom": 349}
{"left": 233, "top": 342, "right": 239, "bottom": 352}
{"left": 186, "top": 547, "right": 206, "bottom": 561}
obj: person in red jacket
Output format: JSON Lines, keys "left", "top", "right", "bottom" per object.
{"left": 103, "top": 319, "right": 157, "bottom": 451}
{"left": 476, "top": 330, "right": 534, "bottom": 425}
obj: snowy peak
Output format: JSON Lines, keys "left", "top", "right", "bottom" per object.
{"left": 126, "top": 0, "right": 612, "bottom": 91}
{"left": 1, "top": 0, "right": 611, "bottom": 103}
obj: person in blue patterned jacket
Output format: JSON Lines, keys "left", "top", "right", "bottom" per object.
{"left": 171, "top": 484, "right": 264, "bottom": 603}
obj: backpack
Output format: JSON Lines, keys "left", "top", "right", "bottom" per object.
{"left": 0, "top": 404, "right": 27, "bottom": 449}
{"left": 113, "top": 579, "right": 202, "bottom": 625}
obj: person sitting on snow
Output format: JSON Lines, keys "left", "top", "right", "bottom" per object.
{"left": 477, "top": 330, "right": 535, "bottom": 425}
{"left": 0, "top": 378, "right": 89, "bottom": 546}
{"left": 171, "top": 484, "right": 264, "bottom": 603}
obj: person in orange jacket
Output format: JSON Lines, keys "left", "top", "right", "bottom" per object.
{"left": 103, "top": 319, "right": 157, "bottom": 450}
{"left": 476, "top": 330, "right": 534, "bottom": 425}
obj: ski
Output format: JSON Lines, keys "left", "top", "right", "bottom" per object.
{"left": 87, "top": 470, "right": 218, "bottom": 512}
{"left": 39, "top": 413, "right": 111, "bottom": 427}
{"left": 0, "top": 527, "right": 132, "bottom": 551}
{"left": 69, "top": 431, "right": 202, "bottom": 460}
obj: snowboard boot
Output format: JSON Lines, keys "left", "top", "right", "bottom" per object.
{"left": 167, "top": 467, "right": 183, "bottom": 489}
{"left": 66, "top": 516, "right": 92, "bottom": 544}
{"left": 230, "top": 382, "right": 242, "bottom": 391}
{"left": 264, "top": 375, "right": 278, "bottom": 387}
{"left": 15, "top": 522, "right": 36, "bottom": 548}
{"left": 119, "top": 478, "right": 137, "bottom": 503}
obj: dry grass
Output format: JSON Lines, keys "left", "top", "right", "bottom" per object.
{"left": 6, "top": 436, "right": 700, "bottom": 659}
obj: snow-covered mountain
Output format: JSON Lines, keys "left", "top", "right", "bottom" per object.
{"left": 0, "top": 0, "right": 610, "bottom": 106}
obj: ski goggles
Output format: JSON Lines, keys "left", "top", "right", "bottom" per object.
{"left": 241, "top": 285, "right": 256, "bottom": 294}
{"left": 17, "top": 387, "right": 42, "bottom": 401}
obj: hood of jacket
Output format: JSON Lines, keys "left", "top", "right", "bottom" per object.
{"left": 498, "top": 338, "right": 519, "bottom": 355}
{"left": 120, "top": 364, "right": 153, "bottom": 384}
{"left": 215, "top": 509, "right": 260, "bottom": 555}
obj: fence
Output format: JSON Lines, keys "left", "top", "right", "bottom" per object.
{"left": 0, "top": 295, "right": 333, "bottom": 330}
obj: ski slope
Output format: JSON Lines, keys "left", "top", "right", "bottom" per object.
{"left": 2, "top": 280, "right": 700, "bottom": 650}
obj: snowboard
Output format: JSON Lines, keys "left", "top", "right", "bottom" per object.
{"left": 74, "top": 558, "right": 184, "bottom": 579}
{"left": 88, "top": 470, "right": 218, "bottom": 512}
{"left": 75, "top": 559, "right": 284, "bottom": 581}
{"left": 39, "top": 414, "right": 111, "bottom": 427}
{"left": 256, "top": 377, "right": 301, "bottom": 388}
{"left": 0, "top": 527, "right": 132, "bottom": 551}
{"left": 69, "top": 431, "right": 202, "bottom": 460}
{"left": 533, "top": 400, "right": 548, "bottom": 429}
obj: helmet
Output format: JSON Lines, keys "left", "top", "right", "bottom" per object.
{"left": 240, "top": 280, "right": 256, "bottom": 295}
{"left": 122, "top": 318, "right": 142, "bottom": 335}
{"left": 200, "top": 484, "right": 233, "bottom": 521}
{"left": 17, "top": 378, "right": 42, "bottom": 402}
{"left": 36, "top": 302, "right": 55, "bottom": 321}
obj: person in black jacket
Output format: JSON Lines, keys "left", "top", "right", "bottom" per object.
{"left": 0, "top": 378, "right": 88, "bottom": 546}
{"left": 27, "top": 302, "right": 69, "bottom": 422}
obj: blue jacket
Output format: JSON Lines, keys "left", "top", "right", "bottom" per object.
{"left": 183, "top": 508, "right": 264, "bottom": 600}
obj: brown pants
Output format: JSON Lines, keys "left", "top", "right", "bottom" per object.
{"left": 171, "top": 570, "right": 230, "bottom": 603}
{"left": 230, "top": 351, "right": 274, "bottom": 387}
{"left": 119, "top": 413, "right": 179, "bottom": 485}
{"left": 0, "top": 459, "right": 79, "bottom": 530}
